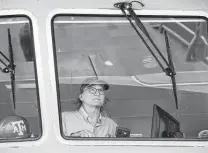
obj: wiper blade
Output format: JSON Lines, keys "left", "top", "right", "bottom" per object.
{"left": 164, "top": 31, "right": 178, "bottom": 109}
{"left": 8, "top": 28, "right": 16, "bottom": 110}
{"left": 114, "top": 1, "right": 179, "bottom": 109}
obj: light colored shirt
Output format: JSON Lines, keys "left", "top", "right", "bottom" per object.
{"left": 62, "top": 107, "right": 117, "bottom": 137}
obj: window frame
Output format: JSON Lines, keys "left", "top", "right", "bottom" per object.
{"left": 47, "top": 8, "right": 208, "bottom": 147}
{"left": 0, "top": 10, "right": 43, "bottom": 146}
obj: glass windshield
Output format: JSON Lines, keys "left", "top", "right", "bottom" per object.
{"left": 0, "top": 16, "right": 41, "bottom": 141}
{"left": 53, "top": 15, "right": 208, "bottom": 139}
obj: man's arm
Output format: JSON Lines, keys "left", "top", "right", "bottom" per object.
{"left": 71, "top": 130, "right": 95, "bottom": 137}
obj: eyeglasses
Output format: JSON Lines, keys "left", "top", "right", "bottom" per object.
{"left": 86, "top": 87, "right": 105, "bottom": 95}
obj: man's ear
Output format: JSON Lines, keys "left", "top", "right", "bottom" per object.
{"left": 79, "top": 94, "right": 83, "bottom": 101}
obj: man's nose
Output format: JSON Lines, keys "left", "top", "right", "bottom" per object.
{"left": 94, "top": 90, "right": 100, "bottom": 96}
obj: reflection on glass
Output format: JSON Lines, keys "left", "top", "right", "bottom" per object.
{"left": 53, "top": 15, "right": 208, "bottom": 139}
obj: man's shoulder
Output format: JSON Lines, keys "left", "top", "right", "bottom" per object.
{"left": 102, "top": 116, "right": 117, "bottom": 126}
{"left": 62, "top": 111, "right": 77, "bottom": 115}
{"left": 62, "top": 111, "right": 80, "bottom": 119}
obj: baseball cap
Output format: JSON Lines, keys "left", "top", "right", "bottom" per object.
{"left": 0, "top": 115, "right": 30, "bottom": 139}
{"left": 80, "top": 77, "right": 109, "bottom": 91}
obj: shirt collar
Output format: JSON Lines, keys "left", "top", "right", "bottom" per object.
{"left": 79, "top": 107, "right": 102, "bottom": 125}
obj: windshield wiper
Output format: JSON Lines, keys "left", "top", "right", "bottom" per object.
{"left": 0, "top": 29, "right": 16, "bottom": 110}
{"left": 164, "top": 31, "right": 178, "bottom": 109}
{"left": 114, "top": 1, "right": 179, "bottom": 109}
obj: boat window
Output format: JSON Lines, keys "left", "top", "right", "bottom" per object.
{"left": 0, "top": 16, "right": 41, "bottom": 141}
{"left": 52, "top": 14, "right": 208, "bottom": 140}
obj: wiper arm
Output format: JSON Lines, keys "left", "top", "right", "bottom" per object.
{"left": 114, "top": 1, "right": 179, "bottom": 109}
{"left": 114, "top": 1, "right": 172, "bottom": 73}
{"left": 0, "top": 29, "right": 16, "bottom": 110}
{"left": 0, "top": 51, "right": 11, "bottom": 73}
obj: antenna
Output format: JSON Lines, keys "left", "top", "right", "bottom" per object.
{"left": 88, "top": 55, "right": 98, "bottom": 77}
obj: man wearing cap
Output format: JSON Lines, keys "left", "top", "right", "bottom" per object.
{"left": 62, "top": 77, "right": 117, "bottom": 137}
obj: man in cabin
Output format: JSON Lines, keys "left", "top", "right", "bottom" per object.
{"left": 62, "top": 77, "right": 117, "bottom": 137}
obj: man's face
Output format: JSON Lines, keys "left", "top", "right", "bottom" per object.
{"left": 80, "top": 84, "right": 105, "bottom": 107}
